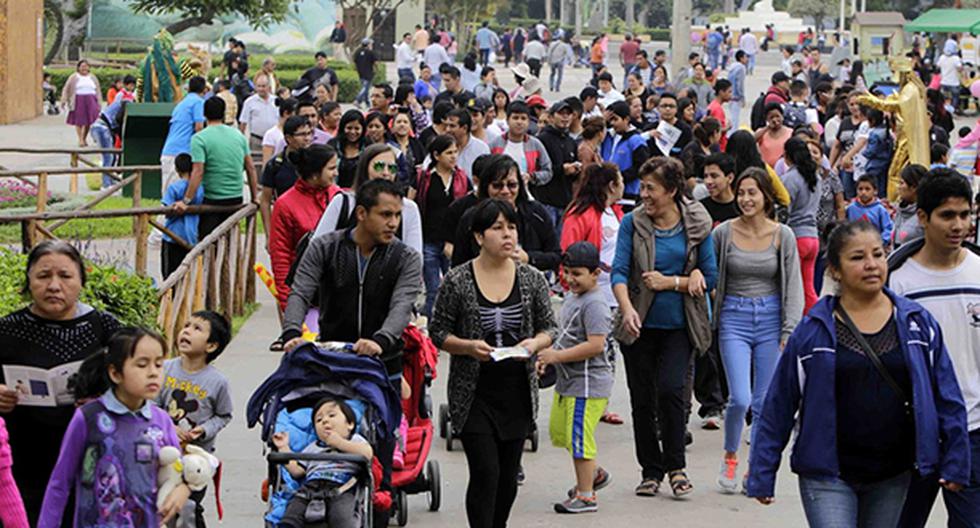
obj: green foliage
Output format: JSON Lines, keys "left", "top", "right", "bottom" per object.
{"left": 0, "top": 197, "right": 162, "bottom": 244}
{"left": 231, "top": 302, "right": 260, "bottom": 337}
{"left": 648, "top": 28, "right": 670, "bottom": 41}
{"left": 0, "top": 249, "right": 158, "bottom": 328}
{"left": 708, "top": 13, "right": 734, "bottom": 23}
{"left": 787, "top": 0, "right": 838, "bottom": 28}
{"left": 128, "top": 0, "right": 293, "bottom": 29}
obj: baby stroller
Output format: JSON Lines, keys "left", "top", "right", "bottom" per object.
{"left": 247, "top": 342, "right": 403, "bottom": 527}
{"left": 390, "top": 325, "right": 442, "bottom": 526}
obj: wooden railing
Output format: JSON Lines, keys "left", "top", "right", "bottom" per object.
{"left": 0, "top": 163, "right": 257, "bottom": 347}
{"left": 0, "top": 146, "right": 122, "bottom": 194}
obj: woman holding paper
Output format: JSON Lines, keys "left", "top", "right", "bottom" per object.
{"left": 0, "top": 240, "right": 120, "bottom": 524}
{"left": 429, "top": 198, "right": 556, "bottom": 528}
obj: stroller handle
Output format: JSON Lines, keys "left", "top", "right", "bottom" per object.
{"left": 267, "top": 452, "right": 371, "bottom": 466}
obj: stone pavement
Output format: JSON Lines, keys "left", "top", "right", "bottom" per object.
{"left": 0, "top": 49, "right": 953, "bottom": 526}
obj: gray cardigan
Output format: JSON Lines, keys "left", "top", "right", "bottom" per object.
{"left": 712, "top": 221, "right": 804, "bottom": 343}
{"left": 428, "top": 262, "right": 557, "bottom": 436}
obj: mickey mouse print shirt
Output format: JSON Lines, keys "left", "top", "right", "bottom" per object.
{"left": 156, "top": 358, "right": 233, "bottom": 452}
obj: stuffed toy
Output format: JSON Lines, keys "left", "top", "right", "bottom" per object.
{"left": 157, "top": 445, "right": 220, "bottom": 511}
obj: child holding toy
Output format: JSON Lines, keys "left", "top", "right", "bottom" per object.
{"left": 272, "top": 397, "right": 373, "bottom": 528}
{"left": 38, "top": 327, "right": 190, "bottom": 528}
{"left": 156, "top": 310, "right": 233, "bottom": 527}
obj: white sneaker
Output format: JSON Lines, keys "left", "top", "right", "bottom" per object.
{"left": 718, "top": 458, "right": 739, "bottom": 494}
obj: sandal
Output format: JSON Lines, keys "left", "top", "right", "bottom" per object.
{"left": 668, "top": 470, "right": 694, "bottom": 498}
{"left": 600, "top": 411, "right": 624, "bottom": 425}
{"left": 269, "top": 338, "right": 285, "bottom": 352}
{"left": 634, "top": 478, "right": 661, "bottom": 497}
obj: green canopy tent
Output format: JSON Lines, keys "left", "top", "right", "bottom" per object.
{"left": 905, "top": 9, "right": 980, "bottom": 34}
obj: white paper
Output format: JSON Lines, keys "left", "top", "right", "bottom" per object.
{"left": 3, "top": 360, "right": 82, "bottom": 407}
{"left": 655, "top": 120, "right": 682, "bottom": 155}
{"left": 490, "top": 346, "right": 530, "bottom": 362}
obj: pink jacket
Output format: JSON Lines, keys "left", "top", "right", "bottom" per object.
{"left": 0, "top": 417, "right": 28, "bottom": 528}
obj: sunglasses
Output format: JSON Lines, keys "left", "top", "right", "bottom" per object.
{"left": 490, "top": 180, "right": 520, "bottom": 191}
{"left": 372, "top": 161, "right": 399, "bottom": 174}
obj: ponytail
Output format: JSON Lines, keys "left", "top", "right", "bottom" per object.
{"left": 71, "top": 327, "right": 166, "bottom": 402}
{"left": 288, "top": 145, "right": 338, "bottom": 182}
{"left": 693, "top": 117, "right": 721, "bottom": 147}
{"left": 784, "top": 137, "right": 817, "bottom": 191}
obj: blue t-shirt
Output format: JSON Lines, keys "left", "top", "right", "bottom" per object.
{"left": 161, "top": 93, "right": 205, "bottom": 156}
{"left": 611, "top": 213, "right": 718, "bottom": 329}
{"left": 161, "top": 178, "right": 204, "bottom": 244}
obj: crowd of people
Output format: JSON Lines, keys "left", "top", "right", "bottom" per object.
{"left": 2, "top": 18, "right": 978, "bottom": 528}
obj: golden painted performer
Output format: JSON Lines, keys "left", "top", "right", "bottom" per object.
{"left": 857, "top": 58, "right": 930, "bottom": 202}
{"left": 134, "top": 30, "right": 209, "bottom": 103}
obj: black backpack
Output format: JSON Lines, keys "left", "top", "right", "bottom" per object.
{"left": 285, "top": 194, "right": 354, "bottom": 289}
{"left": 750, "top": 92, "right": 768, "bottom": 131}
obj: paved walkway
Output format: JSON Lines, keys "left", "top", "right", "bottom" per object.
{"left": 0, "top": 50, "right": 953, "bottom": 526}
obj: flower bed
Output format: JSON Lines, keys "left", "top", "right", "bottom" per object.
{"left": 0, "top": 181, "right": 62, "bottom": 210}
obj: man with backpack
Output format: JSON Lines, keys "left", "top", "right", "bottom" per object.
{"left": 784, "top": 80, "right": 819, "bottom": 133}
{"left": 750, "top": 71, "right": 791, "bottom": 130}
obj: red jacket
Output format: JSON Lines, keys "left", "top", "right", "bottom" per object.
{"left": 763, "top": 85, "right": 788, "bottom": 106}
{"left": 269, "top": 179, "right": 341, "bottom": 309}
{"left": 558, "top": 204, "right": 624, "bottom": 286}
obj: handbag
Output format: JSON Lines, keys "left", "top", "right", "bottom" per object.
{"left": 833, "top": 305, "right": 913, "bottom": 417}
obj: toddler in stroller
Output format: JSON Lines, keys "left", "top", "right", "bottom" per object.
{"left": 42, "top": 73, "right": 59, "bottom": 115}
{"left": 248, "top": 343, "right": 403, "bottom": 528}
{"left": 272, "top": 397, "right": 373, "bottom": 528}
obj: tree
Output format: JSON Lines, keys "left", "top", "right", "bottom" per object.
{"left": 425, "top": 0, "right": 502, "bottom": 55}
{"left": 46, "top": 0, "right": 90, "bottom": 62}
{"left": 128, "top": 0, "right": 293, "bottom": 36}
{"left": 787, "top": 0, "right": 837, "bottom": 31}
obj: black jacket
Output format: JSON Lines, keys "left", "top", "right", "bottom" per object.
{"left": 281, "top": 228, "right": 423, "bottom": 375}
{"left": 534, "top": 125, "right": 579, "bottom": 208}
{"left": 353, "top": 48, "right": 377, "bottom": 80}
{"left": 451, "top": 200, "right": 561, "bottom": 271}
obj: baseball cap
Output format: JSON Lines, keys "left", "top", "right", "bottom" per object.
{"left": 526, "top": 94, "right": 548, "bottom": 108}
{"left": 771, "top": 71, "right": 791, "bottom": 84}
{"left": 579, "top": 86, "right": 598, "bottom": 100}
{"left": 563, "top": 241, "right": 607, "bottom": 271}
{"left": 607, "top": 100, "right": 630, "bottom": 118}
{"left": 467, "top": 97, "right": 492, "bottom": 113}
{"left": 549, "top": 99, "right": 572, "bottom": 114}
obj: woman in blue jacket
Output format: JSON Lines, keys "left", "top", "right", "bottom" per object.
{"left": 747, "top": 220, "right": 970, "bottom": 527}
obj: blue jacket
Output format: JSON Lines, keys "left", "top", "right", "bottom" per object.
{"left": 601, "top": 128, "right": 650, "bottom": 197}
{"left": 863, "top": 126, "right": 892, "bottom": 176}
{"left": 246, "top": 343, "right": 402, "bottom": 444}
{"left": 846, "top": 199, "right": 894, "bottom": 246}
{"left": 747, "top": 291, "right": 970, "bottom": 498}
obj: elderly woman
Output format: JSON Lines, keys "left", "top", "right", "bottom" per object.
{"left": 61, "top": 60, "right": 103, "bottom": 147}
{"left": 0, "top": 241, "right": 121, "bottom": 524}
{"left": 611, "top": 157, "right": 717, "bottom": 498}
{"left": 429, "top": 198, "right": 556, "bottom": 528}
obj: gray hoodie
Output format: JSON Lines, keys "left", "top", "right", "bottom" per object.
{"left": 893, "top": 200, "right": 923, "bottom": 249}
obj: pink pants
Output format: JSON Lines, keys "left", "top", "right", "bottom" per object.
{"left": 797, "top": 237, "right": 819, "bottom": 314}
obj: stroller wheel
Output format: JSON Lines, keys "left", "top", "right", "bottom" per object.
{"left": 397, "top": 490, "right": 409, "bottom": 526}
{"left": 426, "top": 460, "right": 441, "bottom": 512}
{"left": 438, "top": 404, "right": 449, "bottom": 439}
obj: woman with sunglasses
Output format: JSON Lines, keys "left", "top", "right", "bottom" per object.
{"left": 314, "top": 143, "right": 423, "bottom": 254}
{"left": 450, "top": 155, "right": 561, "bottom": 272}
{"left": 327, "top": 109, "right": 366, "bottom": 188}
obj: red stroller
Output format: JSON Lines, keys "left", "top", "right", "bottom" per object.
{"left": 390, "top": 325, "right": 442, "bottom": 526}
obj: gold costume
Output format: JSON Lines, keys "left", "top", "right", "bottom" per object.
{"left": 856, "top": 60, "right": 930, "bottom": 202}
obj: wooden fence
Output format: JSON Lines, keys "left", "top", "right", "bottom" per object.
{"left": 0, "top": 162, "right": 257, "bottom": 347}
{"left": 0, "top": 146, "right": 122, "bottom": 194}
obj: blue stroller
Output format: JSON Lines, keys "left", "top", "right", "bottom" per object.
{"left": 247, "top": 343, "right": 402, "bottom": 527}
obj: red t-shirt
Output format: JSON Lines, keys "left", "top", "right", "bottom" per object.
{"left": 707, "top": 99, "right": 728, "bottom": 151}
{"left": 620, "top": 40, "right": 640, "bottom": 65}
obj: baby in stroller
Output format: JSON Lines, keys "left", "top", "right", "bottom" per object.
{"left": 272, "top": 397, "right": 373, "bottom": 528}
{"left": 42, "top": 73, "right": 60, "bottom": 115}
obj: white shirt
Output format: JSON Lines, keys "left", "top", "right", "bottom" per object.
{"left": 597, "top": 89, "right": 624, "bottom": 108}
{"left": 739, "top": 33, "right": 759, "bottom": 55}
{"left": 525, "top": 40, "right": 547, "bottom": 61}
{"left": 423, "top": 43, "right": 451, "bottom": 72}
{"left": 240, "top": 94, "right": 279, "bottom": 137}
{"left": 890, "top": 251, "right": 980, "bottom": 431}
{"left": 938, "top": 54, "right": 963, "bottom": 87}
{"left": 262, "top": 125, "right": 284, "bottom": 149}
{"left": 313, "top": 192, "right": 423, "bottom": 255}
{"left": 457, "top": 135, "right": 490, "bottom": 181}
{"left": 396, "top": 41, "right": 417, "bottom": 70}
{"left": 75, "top": 74, "right": 97, "bottom": 95}
{"left": 504, "top": 140, "right": 528, "bottom": 174}
{"left": 599, "top": 207, "right": 619, "bottom": 308}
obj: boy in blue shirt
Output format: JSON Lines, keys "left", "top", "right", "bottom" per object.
{"left": 846, "top": 174, "right": 894, "bottom": 246}
{"left": 161, "top": 153, "right": 204, "bottom": 279}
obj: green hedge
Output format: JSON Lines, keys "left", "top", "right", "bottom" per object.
{"left": 0, "top": 249, "right": 158, "bottom": 329}
{"left": 46, "top": 62, "right": 386, "bottom": 104}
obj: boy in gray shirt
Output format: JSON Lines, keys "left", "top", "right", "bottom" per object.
{"left": 157, "top": 310, "right": 233, "bottom": 527}
{"left": 537, "top": 242, "right": 613, "bottom": 514}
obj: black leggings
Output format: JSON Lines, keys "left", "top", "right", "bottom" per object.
{"left": 620, "top": 328, "right": 692, "bottom": 481}
{"left": 461, "top": 433, "right": 525, "bottom": 528}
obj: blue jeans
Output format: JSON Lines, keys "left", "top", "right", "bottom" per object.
{"left": 422, "top": 242, "right": 449, "bottom": 317}
{"left": 719, "top": 295, "right": 781, "bottom": 454}
{"left": 799, "top": 471, "right": 911, "bottom": 528}
{"left": 840, "top": 169, "right": 856, "bottom": 200}
{"left": 90, "top": 123, "right": 116, "bottom": 188}
{"left": 899, "top": 429, "right": 980, "bottom": 527}
{"left": 549, "top": 63, "right": 564, "bottom": 91}
{"left": 942, "top": 84, "right": 960, "bottom": 113}
{"left": 356, "top": 78, "right": 371, "bottom": 105}
{"left": 708, "top": 50, "right": 720, "bottom": 70}
{"left": 397, "top": 68, "right": 416, "bottom": 83}
{"left": 747, "top": 52, "right": 756, "bottom": 74}
{"left": 480, "top": 48, "right": 491, "bottom": 66}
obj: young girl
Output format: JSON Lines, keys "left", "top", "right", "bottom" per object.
{"left": 892, "top": 164, "right": 927, "bottom": 249}
{"left": 0, "top": 416, "right": 28, "bottom": 528}
{"left": 39, "top": 327, "right": 190, "bottom": 528}
{"left": 858, "top": 108, "right": 892, "bottom": 198}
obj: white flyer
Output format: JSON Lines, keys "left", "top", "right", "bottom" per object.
{"left": 3, "top": 360, "right": 83, "bottom": 407}
{"left": 490, "top": 346, "right": 531, "bottom": 362}
{"left": 655, "top": 120, "right": 683, "bottom": 155}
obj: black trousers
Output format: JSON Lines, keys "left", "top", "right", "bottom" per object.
{"left": 621, "top": 328, "right": 691, "bottom": 481}
{"left": 161, "top": 240, "right": 189, "bottom": 280}
{"left": 526, "top": 58, "right": 542, "bottom": 77}
{"left": 460, "top": 433, "right": 525, "bottom": 528}
{"left": 197, "top": 196, "right": 243, "bottom": 242}
{"left": 688, "top": 337, "right": 727, "bottom": 418}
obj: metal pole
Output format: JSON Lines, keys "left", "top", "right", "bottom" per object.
{"left": 840, "top": 0, "right": 845, "bottom": 33}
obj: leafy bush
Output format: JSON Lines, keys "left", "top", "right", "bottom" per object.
{"left": 0, "top": 197, "right": 162, "bottom": 243}
{"left": 0, "top": 249, "right": 158, "bottom": 329}
{"left": 648, "top": 28, "right": 670, "bottom": 41}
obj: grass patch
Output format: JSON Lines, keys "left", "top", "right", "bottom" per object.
{"left": 0, "top": 197, "right": 161, "bottom": 243}
{"left": 231, "top": 301, "right": 261, "bottom": 338}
